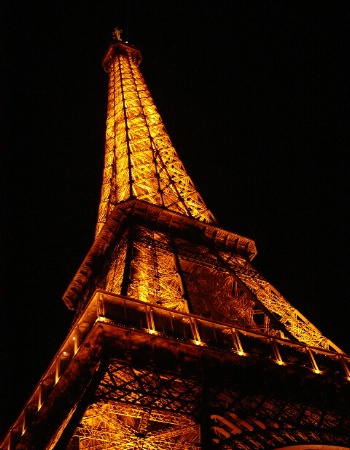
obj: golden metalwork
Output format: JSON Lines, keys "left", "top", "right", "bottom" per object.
{"left": 218, "top": 251, "right": 343, "bottom": 352}
{"left": 72, "top": 360, "right": 201, "bottom": 449}
{"left": 94, "top": 39, "right": 342, "bottom": 351}
{"left": 75, "top": 402, "right": 200, "bottom": 449}
{"left": 96, "top": 41, "right": 216, "bottom": 235}
{"left": 1, "top": 290, "right": 350, "bottom": 449}
{"left": 2, "top": 36, "right": 349, "bottom": 450}
{"left": 128, "top": 227, "right": 187, "bottom": 311}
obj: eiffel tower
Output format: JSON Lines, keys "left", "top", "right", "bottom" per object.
{"left": 2, "top": 30, "right": 350, "bottom": 450}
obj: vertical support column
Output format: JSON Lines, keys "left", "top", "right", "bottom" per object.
{"left": 231, "top": 328, "right": 244, "bottom": 355}
{"left": 271, "top": 338, "right": 283, "bottom": 365}
{"left": 37, "top": 383, "right": 43, "bottom": 411}
{"left": 306, "top": 348, "right": 320, "bottom": 373}
{"left": 21, "top": 409, "right": 26, "bottom": 436}
{"left": 97, "top": 291, "right": 106, "bottom": 318}
{"left": 170, "top": 236, "right": 192, "bottom": 313}
{"left": 55, "top": 357, "right": 60, "bottom": 384}
{"left": 73, "top": 331, "right": 79, "bottom": 355}
{"left": 53, "top": 356, "right": 111, "bottom": 449}
{"left": 120, "top": 219, "right": 135, "bottom": 296}
{"left": 146, "top": 305, "right": 155, "bottom": 333}
{"left": 190, "top": 317, "right": 201, "bottom": 343}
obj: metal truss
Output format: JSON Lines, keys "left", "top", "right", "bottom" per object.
{"left": 96, "top": 42, "right": 215, "bottom": 235}
{"left": 70, "top": 360, "right": 201, "bottom": 449}
{"left": 2, "top": 36, "right": 349, "bottom": 450}
{"left": 2, "top": 289, "right": 349, "bottom": 449}
{"left": 74, "top": 403, "right": 199, "bottom": 450}
{"left": 100, "top": 218, "right": 340, "bottom": 351}
{"left": 94, "top": 38, "right": 342, "bottom": 351}
{"left": 209, "top": 387, "right": 350, "bottom": 449}
{"left": 66, "top": 356, "right": 349, "bottom": 450}
{"left": 104, "top": 225, "right": 188, "bottom": 311}
{"left": 154, "top": 227, "right": 341, "bottom": 351}
{"left": 218, "top": 251, "right": 342, "bottom": 352}
{"left": 127, "top": 227, "right": 187, "bottom": 311}
{"left": 105, "top": 231, "right": 128, "bottom": 294}
{"left": 99, "top": 222, "right": 279, "bottom": 334}
{"left": 96, "top": 360, "right": 201, "bottom": 415}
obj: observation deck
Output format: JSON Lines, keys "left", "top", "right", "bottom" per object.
{"left": 2, "top": 290, "right": 350, "bottom": 449}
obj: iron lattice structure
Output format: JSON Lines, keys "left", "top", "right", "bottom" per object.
{"left": 97, "top": 41, "right": 216, "bottom": 235}
{"left": 1, "top": 35, "right": 349, "bottom": 450}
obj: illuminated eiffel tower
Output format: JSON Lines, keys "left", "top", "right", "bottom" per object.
{"left": 2, "top": 30, "right": 350, "bottom": 450}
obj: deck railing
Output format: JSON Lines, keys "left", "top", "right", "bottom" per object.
{"left": 2, "top": 289, "right": 350, "bottom": 449}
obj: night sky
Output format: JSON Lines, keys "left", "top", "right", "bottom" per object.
{"left": 1, "top": 0, "right": 350, "bottom": 438}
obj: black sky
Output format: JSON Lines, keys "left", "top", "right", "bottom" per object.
{"left": 1, "top": 0, "right": 350, "bottom": 438}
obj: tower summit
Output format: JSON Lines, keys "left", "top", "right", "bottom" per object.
{"left": 96, "top": 29, "right": 216, "bottom": 236}
{"left": 1, "top": 32, "right": 350, "bottom": 450}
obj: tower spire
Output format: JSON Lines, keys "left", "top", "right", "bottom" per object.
{"left": 96, "top": 34, "right": 216, "bottom": 235}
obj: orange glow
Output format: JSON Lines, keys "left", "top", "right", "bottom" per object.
{"left": 96, "top": 42, "right": 216, "bottom": 236}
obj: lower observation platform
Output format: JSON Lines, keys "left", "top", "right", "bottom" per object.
{"left": 2, "top": 290, "right": 350, "bottom": 449}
